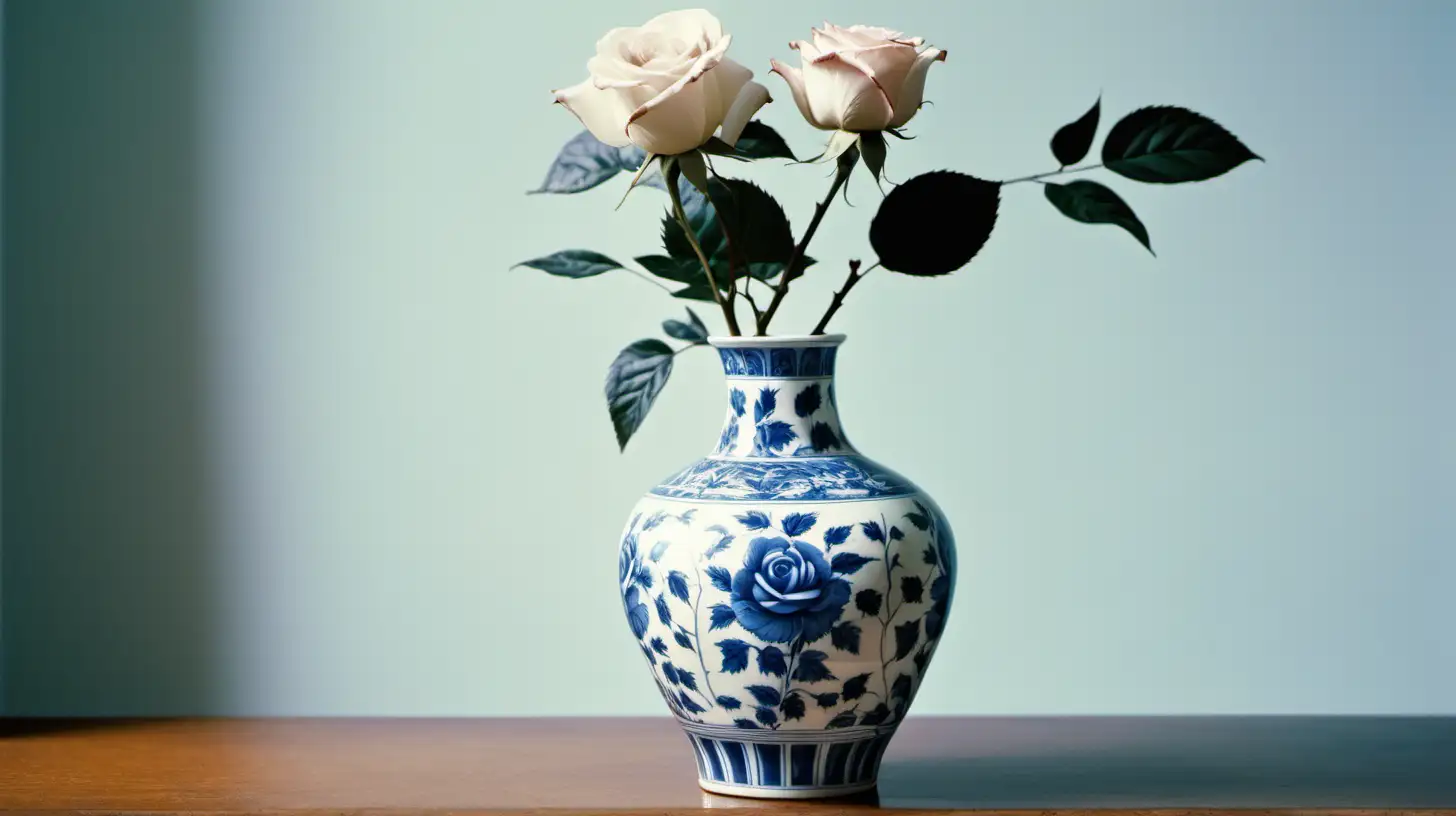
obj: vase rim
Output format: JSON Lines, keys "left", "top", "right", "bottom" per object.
{"left": 708, "top": 333, "right": 846, "bottom": 349}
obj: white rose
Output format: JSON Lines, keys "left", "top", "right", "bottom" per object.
{"left": 553, "top": 9, "right": 771, "bottom": 157}
{"left": 771, "top": 23, "right": 946, "bottom": 132}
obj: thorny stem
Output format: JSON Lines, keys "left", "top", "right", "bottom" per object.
{"left": 755, "top": 148, "right": 860, "bottom": 335}
{"left": 667, "top": 160, "right": 740, "bottom": 335}
{"left": 1000, "top": 162, "right": 1104, "bottom": 186}
{"left": 811, "top": 260, "right": 879, "bottom": 335}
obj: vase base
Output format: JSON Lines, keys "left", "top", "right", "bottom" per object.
{"left": 698, "top": 777, "right": 877, "bottom": 800}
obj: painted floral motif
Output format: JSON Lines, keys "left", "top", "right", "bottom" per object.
{"left": 731, "top": 537, "right": 850, "bottom": 643}
{"left": 651, "top": 456, "right": 912, "bottom": 501}
{"left": 718, "top": 345, "right": 837, "bottom": 378}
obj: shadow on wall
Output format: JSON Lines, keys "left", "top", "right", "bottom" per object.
{"left": 2, "top": 0, "right": 215, "bottom": 715}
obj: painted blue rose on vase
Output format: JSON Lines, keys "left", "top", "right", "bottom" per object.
{"left": 731, "top": 537, "right": 850, "bottom": 644}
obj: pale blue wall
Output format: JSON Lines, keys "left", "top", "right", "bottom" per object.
{"left": 3, "top": 0, "right": 1452, "bottom": 715}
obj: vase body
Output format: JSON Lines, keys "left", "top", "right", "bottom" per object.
{"left": 617, "top": 334, "right": 957, "bottom": 799}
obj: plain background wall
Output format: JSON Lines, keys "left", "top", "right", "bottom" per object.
{"left": 2, "top": 0, "right": 1452, "bottom": 716}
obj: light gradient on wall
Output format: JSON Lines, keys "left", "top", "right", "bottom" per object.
{"left": 3, "top": 0, "right": 1452, "bottom": 715}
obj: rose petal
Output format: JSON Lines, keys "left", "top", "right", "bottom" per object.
{"left": 889, "top": 46, "right": 946, "bottom": 128}
{"left": 626, "top": 34, "right": 733, "bottom": 154}
{"left": 770, "top": 59, "right": 825, "bottom": 129}
{"left": 553, "top": 77, "right": 635, "bottom": 147}
{"left": 718, "top": 80, "right": 770, "bottom": 146}
{"left": 640, "top": 8, "right": 724, "bottom": 47}
{"left": 831, "top": 42, "right": 919, "bottom": 111}
{"left": 803, "top": 51, "right": 894, "bottom": 131}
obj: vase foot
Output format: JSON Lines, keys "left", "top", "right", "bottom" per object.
{"left": 698, "top": 777, "right": 878, "bottom": 800}
{"left": 680, "top": 722, "right": 894, "bottom": 800}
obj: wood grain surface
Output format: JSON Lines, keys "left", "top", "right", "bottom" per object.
{"left": 1, "top": 716, "right": 1453, "bottom": 814}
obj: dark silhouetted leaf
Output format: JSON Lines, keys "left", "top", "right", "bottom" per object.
{"left": 827, "top": 710, "right": 859, "bottom": 729}
{"left": 859, "top": 131, "right": 887, "bottom": 183}
{"left": 679, "top": 690, "right": 706, "bottom": 714}
{"left": 923, "top": 546, "right": 939, "bottom": 566}
{"left": 860, "top": 521, "right": 885, "bottom": 543}
{"left": 754, "top": 387, "right": 777, "bottom": 422}
{"left": 733, "top": 120, "right": 796, "bottom": 160}
{"left": 606, "top": 339, "right": 674, "bottom": 451}
{"left": 913, "top": 645, "right": 933, "bottom": 676}
{"left": 860, "top": 703, "right": 891, "bottom": 725}
{"left": 650, "top": 636, "right": 669, "bottom": 656}
{"left": 891, "top": 673, "right": 913, "bottom": 701}
{"left": 716, "top": 694, "right": 742, "bottom": 710}
{"left": 889, "top": 526, "right": 904, "bottom": 541}
{"left": 871, "top": 171, "right": 1000, "bottom": 276}
{"left": 663, "top": 662, "right": 680, "bottom": 684}
{"left": 1044, "top": 180, "right": 1154, "bottom": 254}
{"left": 905, "top": 510, "right": 930, "bottom": 531}
{"left": 654, "top": 595, "right": 672, "bottom": 626}
{"left": 1051, "top": 95, "right": 1100, "bottom": 167}
{"left": 514, "top": 249, "right": 623, "bottom": 279}
{"left": 810, "top": 422, "right": 841, "bottom": 452}
{"left": 813, "top": 692, "right": 840, "bottom": 708}
{"left": 734, "top": 718, "right": 760, "bottom": 729}
{"left": 673, "top": 629, "right": 694, "bottom": 651}
{"left": 1102, "top": 106, "right": 1260, "bottom": 183}
{"left": 755, "top": 705, "right": 778, "bottom": 726}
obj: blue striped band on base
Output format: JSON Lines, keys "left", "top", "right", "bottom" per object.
{"left": 679, "top": 721, "right": 896, "bottom": 796}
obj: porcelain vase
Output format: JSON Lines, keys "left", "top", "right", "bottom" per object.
{"left": 617, "top": 334, "right": 957, "bottom": 799}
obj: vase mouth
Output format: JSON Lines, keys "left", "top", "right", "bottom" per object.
{"left": 708, "top": 334, "right": 846, "bottom": 349}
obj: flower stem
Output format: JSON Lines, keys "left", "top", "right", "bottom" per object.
{"left": 755, "top": 148, "right": 859, "bottom": 335}
{"left": 1000, "top": 162, "right": 1104, "bottom": 186}
{"left": 811, "top": 260, "right": 878, "bottom": 334}
{"left": 666, "top": 159, "right": 740, "bottom": 335}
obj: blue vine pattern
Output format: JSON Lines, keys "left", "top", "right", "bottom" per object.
{"left": 619, "top": 497, "right": 955, "bottom": 731}
{"left": 651, "top": 457, "right": 914, "bottom": 501}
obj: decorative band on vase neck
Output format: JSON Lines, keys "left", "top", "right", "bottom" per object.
{"left": 711, "top": 335, "right": 845, "bottom": 379}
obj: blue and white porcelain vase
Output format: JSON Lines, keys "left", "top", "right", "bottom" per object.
{"left": 618, "top": 334, "right": 956, "bottom": 799}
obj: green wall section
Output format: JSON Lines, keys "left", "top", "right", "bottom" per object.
{"left": 2, "top": 0, "right": 1452, "bottom": 715}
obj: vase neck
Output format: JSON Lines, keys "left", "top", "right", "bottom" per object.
{"left": 710, "top": 336, "right": 856, "bottom": 459}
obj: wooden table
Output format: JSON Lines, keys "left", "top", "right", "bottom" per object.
{"left": 2, "top": 717, "right": 1453, "bottom": 814}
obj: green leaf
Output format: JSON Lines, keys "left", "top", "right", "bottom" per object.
{"left": 661, "top": 177, "right": 795, "bottom": 282}
{"left": 858, "top": 131, "right": 888, "bottom": 185}
{"left": 1051, "top": 95, "right": 1100, "bottom": 167}
{"left": 1102, "top": 106, "right": 1261, "bottom": 183}
{"left": 732, "top": 121, "right": 796, "bottom": 160}
{"left": 675, "top": 151, "right": 710, "bottom": 194}
{"left": 671, "top": 281, "right": 718, "bottom": 302}
{"left": 635, "top": 254, "right": 702, "bottom": 285}
{"left": 870, "top": 171, "right": 1000, "bottom": 276}
{"left": 530, "top": 130, "right": 644, "bottom": 194}
{"left": 605, "top": 339, "right": 675, "bottom": 451}
{"left": 1043, "top": 180, "right": 1154, "bottom": 255}
{"left": 514, "top": 249, "right": 623, "bottom": 278}
{"left": 662, "top": 308, "right": 710, "bottom": 344}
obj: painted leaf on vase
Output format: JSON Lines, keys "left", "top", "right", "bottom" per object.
{"left": 746, "top": 685, "right": 782, "bottom": 707}
{"left": 827, "top": 710, "right": 858, "bottom": 729}
{"left": 792, "top": 650, "right": 836, "bottom": 683}
{"left": 781, "top": 692, "right": 807, "bottom": 721}
{"left": 755, "top": 706, "right": 778, "bottom": 726}
{"left": 734, "top": 718, "right": 760, "bottom": 729}
{"left": 654, "top": 594, "right": 672, "bottom": 626}
{"left": 715, "top": 695, "right": 742, "bottom": 710}
{"left": 823, "top": 525, "right": 852, "bottom": 547}
{"left": 830, "top": 552, "right": 878, "bottom": 575}
{"left": 830, "top": 621, "right": 861, "bottom": 654}
{"left": 757, "top": 645, "right": 787, "bottom": 677}
{"left": 736, "top": 511, "right": 772, "bottom": 530}
{"left": 753, "top": 421, "right": 797, "bottom": 455}
{"left": 673, "top": 629, "right": 694, "bottom": 652}
{"left": 781, "top": 512, "right": 818, "bottom": 537}
{"left": 667, "top": 571, "right": 691, "bottom": 602}
{"left": 663, "top": 662, "right": 680, "bottom": 684}
{"left": 855, "top": 589, "right": 882, "bottom": 617}
{"left": 709, "top": 603, "right": 737, "bottom": 631}
{"left": 812, "top": 692, "right": 840, "bottom": 708}
{"left": 706, "top": 565, "right": 732, "bottom": 592}
{"left": 894, "top": 618, "right": 921, "bottom": 661}
{"left": 809, "top": 421, "right": 841, "bottom": 452}
{"left": 650, "top": 636, "right": 669, "bottom": 656}
{"left": 753, "top": 388, "right": 777, "bottom": 423}
{"left": 624, "top": 586, "right": 650, "bottom": 640}
{"left": 717, "top": 639, "right": 751, "bottom": 673}
{"left": 678, "top": 691, "right": 706, "bottom": 714}
{"left": 794, "top": 383, "right": 822, "bottom": 417}
{"left": 891, "top": 673, "right": 914, "bottom": 701}
{"left": 860, "top": 703, "right": 891, "bottom": 725}
{"left": 841, "top": 673, "right": 872, "bottom": 702}
{"left": 901, "top": 575, "right": 924, "bottom": 604}
{"left": 677, "top": 668, "right": 699, "bottom": 691}
{"left": 860, "top": 521, "right": 885, "bottom": 543}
